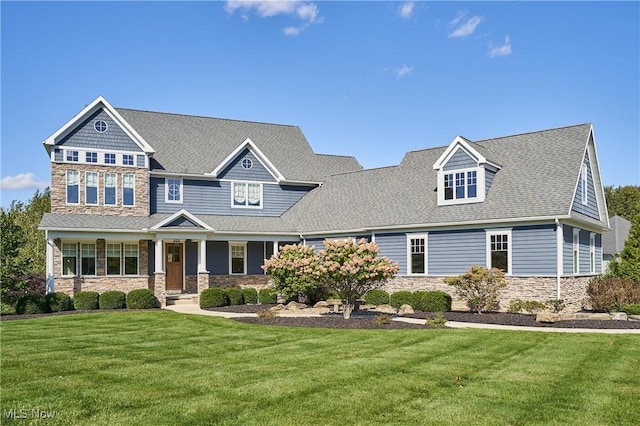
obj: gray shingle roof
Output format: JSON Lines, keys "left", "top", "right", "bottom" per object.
{"left": 40, "top": 213, "right": 153, "bottom": 231}
{"left": 116, "top": 108, "right": 361, "bottom": 181}
{"left": 602, "top": 215, "right": 632, "bottom": 254}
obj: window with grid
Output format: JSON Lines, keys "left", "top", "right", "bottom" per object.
{"left": 123, "top": 154, "right": 134, "bottom": 166}
{"left": 86, "top": 152, "right": 98, "bottom": 163}
{"left": 66, "top": 170, "right": 79, "bottom": 204}
{"left": 230, "top": 244, "right": 246, "bottom": 274}
{"left": 490, "top": 234, "right": 509, "bottom": 273}
{"left": 62, "top": 243, "right": 77, "bottom": 276}
{"left": 81, "top": 243, "right": 96, "bottom": 275}
{"left": 409, "top": 236, "right": 426, "bottom": 274}
{"left": 67, "top": 150, "right": 78, "bottom": 162}
{"left": 124, "top": 244, "right": 138, "bottom": 275}
{"left": 106, "top": 243, "right": 121, "bottom": 275}
{"left": 123, "top": 174, "right": 135, "bottom": 206}
{"left": 85, "top": 172, "right": 98, "bottom": 205}
{"left": 104, "top": 173, "right": 117, "bottom": 206}
{"left": 105, "top": 153, "right": 116, "bottom": 164}
{"left": 232, "top": 182, "right": 261, "bottom": 208}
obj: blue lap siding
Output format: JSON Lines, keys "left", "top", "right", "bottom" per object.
{"left": 428, "top": 229, "right": 485, "bottom": 276}
{"left": 511, "top": 225, "right": 557, "bottom": 276}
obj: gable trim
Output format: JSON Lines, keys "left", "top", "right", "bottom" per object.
{"left": 208, "top": 138, "right": 285, "bottom": 182}
{"left": 433, "top": 136, "right": 501, "bottom": 170}
{"left": 150, "top": 209, "right": 214, "bottom": 231}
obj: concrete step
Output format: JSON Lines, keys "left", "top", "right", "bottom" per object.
{"left": 166, "top": 294, "right": 199, "bottom": 306}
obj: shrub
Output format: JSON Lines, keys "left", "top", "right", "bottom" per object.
{"left": 225, "top": 287, "right": 244, "bottom": 305}
{"left": 375, "top": 314, "right": 391, "bottom": 325}
{"left": 1, "top": 302, "right": 15, "bottom": 315}
{"left": 523, "top": 300, "right": 547, "bottom": 313}
{"left": 621, "top": 303, "right": 640, "bottom": 315}
{"left": 413, "top": 291, "right": 452, "bottom": 312}
{"left": 444, "top": 266, "right": 507, "bottom": 314}
{"left": 508, "top": 299, "right": 526, "bottom": 314}
{"left": 258, "top": 288, "right": 277, "bottom": 304}
{"left": 3, "top": 273, "right": 46, "bottom": 305}
{"left": 200, "top": 288, "right": 230, "bottom": 308}
{"left": 257, "top": 308, "right": 278, "bottom": 320}
{"left": 73, "top": 291, "right": 100, "bottom": 310}
{"left": 426, "top": 312, "right": 447, "bottom": 328}
{"left": 15, "top": 295, "right": 48, "bottom": 314}
{"left": 365, "top": 289, "right": 389, "bottom": 306}
{"left": 242, "top": 288, "right": 258, "bottom": 304}
{"left": 389, "top": 291, "right": 414, "bottom": 309}
{"left": 99, "top": 291, "right": 127, "bottom": 310}
{"left": 587, "top": 277, "right": 640, "bottom": 311}
{"left": 547, "top": 299, "right": 565, "bottom": 313}
{"left": 46, "top": 292, "right": 73, "bottom": 312}
{"left": 126, "top": 289, "right": 159, "bottom": 309}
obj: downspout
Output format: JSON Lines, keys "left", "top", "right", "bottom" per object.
{"left": 555, "top": 219, "right": 563, "bottom": 300}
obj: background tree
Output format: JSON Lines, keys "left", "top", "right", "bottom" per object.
{"left": 605, "top": 185, "right": 640, "bottom": 221}
{"left": 608, "top": 213, "right": 640, "bottom": 282}
{"left": 8, "top": 189, "right": 51, "bottom": 274}
{"left": 1, "top": 209, "right": 32, "bottom": 303}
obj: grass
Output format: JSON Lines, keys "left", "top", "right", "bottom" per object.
{"left": 1, "top": 311, "right": 639, "bottom": 425}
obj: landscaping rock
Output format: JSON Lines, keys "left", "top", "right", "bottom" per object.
{"left": 536, "top": 312, "right": 561, "bottom": 323}
{"left": 286, "top": 301, "right": 307, "bottom": 310}
{"left": 269, "top": 304, "right": 286, "bottom": 311}
{"left": 629, "top": 315, "right": 640, "bottom": 322}
{"left": 376, "top": 304, "right": 398, "bottom": 314}
{"left": 398, "top": 304, "right": 414, "bottom": 315}
{"left": 358, "top": 304, "right": 376, "bottom": 311}
{"left": 313, "top": 301, "right": 329, "bottom": 308}
{"left": 610, "top": 312, "right": 628, "bottom": 321}
{"left": 575, "top": 312, "right": 612, "bottom": 321}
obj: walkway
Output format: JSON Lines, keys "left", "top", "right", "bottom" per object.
{"left": 163, "top": 305, "right": 640, "bottom": 334}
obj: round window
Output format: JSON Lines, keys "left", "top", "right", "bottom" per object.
{"left": 94, "top": 120, "right": 108, "bottom": 133}
{"left": 241, "top": 158, "right": 253, "bottom": 169}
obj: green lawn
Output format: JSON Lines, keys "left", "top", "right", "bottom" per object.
{"left": 1, "top": 311, "right": 639, "bottom": 425}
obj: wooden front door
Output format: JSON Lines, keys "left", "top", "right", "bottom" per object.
{"left": 165, "top": 242, "right": 183, "bottom": 291}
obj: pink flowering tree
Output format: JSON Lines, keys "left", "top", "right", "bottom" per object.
{"left": 319, "top": 238, "right": 399, "bottom": 319}
{"left": 262, "top": 243, "right": 325, "bottom": 301}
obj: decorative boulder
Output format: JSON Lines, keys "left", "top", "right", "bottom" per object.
{"left": 376, "top": 304, "right": 398, "bottom": 314}
{"left": 610, "top": 312, "right": 628, "bottom": 321}
{"left": 536, "top": 312, "right": 561, "bottom": 323}
{"left": 286, "top": 301, "right": 307, "bottom": 310}
{"left": 313, "top": 301, "right": 329, "bottom": 308}
{"left": 269, "top": 304, "right": 286, "bottom": 311}
{"left": 398, "top": 304, "right": 414, "bottom": 315}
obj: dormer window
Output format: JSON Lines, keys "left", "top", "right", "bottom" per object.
{"left": 444, "top": 170, "right": 477, "bottom": 201}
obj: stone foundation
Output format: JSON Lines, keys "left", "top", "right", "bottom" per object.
{"left": 54, "top": 276, "right": 149, "bottom": 295}
{"left": 154, "top": 273, "right": 166, "bottom": 307}
{"left": 185, "top": 275, "right": 198, "bottom": 294}
{"left": 208, "top": 275, "right": 271, "bottom": 289}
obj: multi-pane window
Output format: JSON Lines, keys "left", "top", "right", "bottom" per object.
{"left": 106, "top": 243, "right": 121, "bottom": 275}
{"left": 104, "top": 173, "right": 117, "bottom": 206}
{"left": 124, "top": 244, "right": 138, "bottom": 275}
{"left": 62, "top": 243, "right": 77, "bottom": 276}
{"left": 123, "top": 154, "right": 134, "bottom": 166}
{"left": 489, "top": 233, "right": 509, "bottom": 273}
{"left": 66, "top": 150, "right": 78, "bottom": 162}
{"left": 123, "top": 174, "right": 135, "bottom": 206}
{"left": 230, "top": 244, "right": 246, "bottom": 274}
{"left": 409, "top": 236, "right": 427, "bottom": 274}
{"left": 85, "top": 172, "right": 98, "bottom": 205}
{"left": 467, "top": 171, "right": 477, "bottom": 198}
{"left": 573, "top": 230, "right": 580, "bottom": 274}
{"left": 105, "top": 153, "right": 116, "bottom": 164}
{"left": 590, "top": 233, "right": 596, "bottom": 274}
{"left": 444, "top": 174, "right": 454, "bottom": 200}
{"left": 66, "top": 170, "right": 79, "bottom": 204}
{"left": 166, "top": 178, "right": 182, "bottom": 203}
{"left": 86, "top": 152, "right": 98, "bottom": 163}
{"left": 445, "top": 170, "right": 478, "bottom": 201}
{"left": 81, "top": 243, "right": 96, "bottom": 275}
{"left": 455, "top": 172, "right": 465, "bottom": 199}
{"left": 232, "top": 182, "right": 261, "bottom": 208}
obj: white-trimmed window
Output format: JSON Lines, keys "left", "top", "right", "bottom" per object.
{"left": 81, "top": 243, "right": 96, "bottom": 275}
{"left": 62, "top": 243, "right": 77, "bottom": 276}
{"left": 229, "top": 243, "right": 247, "bottom": 274}
{"left": 86, "top": 152, "right": 98, "bottom": 163}
{"left": 486, "top": 229, "right": 512, "bottom": 274}
{"left": 166, "top": 178, "right": 183, "bottom": 203}
{"left": 66, "top": 170, "right": 80, "bottom": 204}
{"left": 105, "top": 153, "right": 116, "bottom": 164}
{"left": 123, "top": 154, "right": 134, "bottom": 166}
{"left": 573, "top": 229, "right": 580, "bottom": 275}
{"left": 407, "top": 234, "right": 428, "bottom": 275}
{"left": 124, "top": 243, "right": 138, "bottom": 275}
{"left": 440, "top": 168, "right": 482, "bottom": 205}
{"left": 581, "top": 163, "right": 588, "bottom": 205}
{"left": 232, "top": 182, "right": 262, "bottom": 208}
{"left": 590, "top": 233, "right": 596, "bottom": 274}
{"left": 85, "top": 172, "right": 98, "bottom": 205}
{"left": 123, "top": 174, "right": 135, "bottom": 206}
{"left": 104, "top": 172, "right": 117, "bottom": 206}
{"left": 66, "top": 150, "right": 79, "bottom": 162}
{"left": 106, "top": 243, "right": 121, "bottom": 275}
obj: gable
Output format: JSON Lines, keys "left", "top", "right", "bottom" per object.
{"left": 443, "top": 147, "right": 478, "bottom": 171}
{"left": 163, "top": 216, "right": 202, "bottom": 228}
{"left": 57, "top": 108, "right": 142, "bottom": 152}
{"left": 217, "top": 148, "right": 277, "bottom": 182}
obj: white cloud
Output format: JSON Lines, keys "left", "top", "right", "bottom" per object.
{"left": 395, "top": 65, "right": 414, "bottom": 79}
{"left": 449, "top": 15, "right": 482, "bottom": 38}
{"left": 0, "top": 173, "right": 49, "bottom": 190}
{"left": 398, "top": 2, "right": 414, "bottom": 19}
{"left": 489, "top": 36, "right": 512, "bottom": 57}
{"left": 225, "top": 0, "right": 320, "bottom": 35}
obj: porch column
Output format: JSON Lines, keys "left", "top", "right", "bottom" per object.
{"left": 155, "top": 238, "right": 164, "bottom": 273}
{"left": 154, "top": 238, "right": 166, "bottom": 307}
{"left": 273, "top": 241, "right": 279, "bottom": 255}
{"left": 45, "top": 235, "right": 54, "bottom": 294}
{"left": 197, "top": 239, "right": 209, "bottom": 295}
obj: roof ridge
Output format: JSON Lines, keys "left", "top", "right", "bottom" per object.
{"left": 476, "top": 123, "right": 591, "bottom": 144}
{"left": 328, "top": 164, "right": 399, "bottom": 177}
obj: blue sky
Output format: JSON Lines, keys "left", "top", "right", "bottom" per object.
{"left": 1, "top": 1, "right": 638, "bottom": 208}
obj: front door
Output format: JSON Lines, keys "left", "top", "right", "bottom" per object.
{"left": 165, "top": 242, "right": 183, "bottom": 291}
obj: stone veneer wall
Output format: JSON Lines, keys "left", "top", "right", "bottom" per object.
{"left": 208, "top": 275, "right": 271, "bottom": 290}
{"left": 50, "top": 162, "right": 149, "bottom": 216}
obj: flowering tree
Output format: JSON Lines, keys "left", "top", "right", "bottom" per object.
{"left": 262, "top": 243, "right": 324, "bottom": 300}
{"left": 319, "top": 238, "right": 399, "bottom": 319}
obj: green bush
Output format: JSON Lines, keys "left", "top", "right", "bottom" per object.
{"left": 375, "top": 314, "right": 391, "bottom": 325}
{"left": 45, "top": 292, "right": 73, "bottom": 312}
{"left": 258, "top": 288, "right": 277, "bottom": 304}
{"left": 200, "top": 288, "right": 230, "bottom": 308}
{"left": 15, "top": 295, "right": 48, "bottom": 314}
{"left": 1, "top": 302, "right": 15, "bottom": 315}
{"left": 242, "top": 288, "right": 258, "bottom": 304}
{"left": 365, "top": 289, "right": 389, "bottom": 306}
{"left": 390, "top": 291, "right": 414, "bottom": 309}
{"left": 621, "top": 303, "right": 640, "bottom": 315}
{"left": 413, "top": 291, "right": 452, "bottom": 312}
{"left": 126, "top": 289, "right": 159, "bottom": 309}
{"left": 99, "top": 291, "right": 127, "bottom": 310}
{"left": 444, "top": 266, "right": 507, "bottom": 314}
{"left": 225, "top": 287, "right": 244, "bottom": 305}
{"left": 73, "top": 291, "right": 100, "bottom": 310}
{"left": 587, "top": 277, "right": 640, "bottom": 311}
{"left": 547, "top": 299, "right": 565, "bottom": 313}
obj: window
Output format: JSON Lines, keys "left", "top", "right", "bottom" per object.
{"left": 124, "top": 243, "right": 138, "bottom": 275}
{"left": 94, "top": 120, "right": 108, "bottom": 132}
{"left": 455, "top": 172, "right": 465, "bottom": 199}
{"left": 81, "top": 243, "right": 96, "bottom": 275}
{"left": 230, "top": 243, "right": 246, "bottom": 274}
{"left": 104, "top": 173, "right": 117, "bottom": 206}
{"left": 241, "top": 158, "right": 253, "bottom": 169}
{"left": 106, "top": 243, "right": 121, "bottom": 275}
{"left": 590, "top": 233, "right": 596, "bottom": 274}
{"left": 67, "top": 150, "right": 78, "bottom": 162}
{"left": 166, "top": 178, "right": 182, "bottom": 203}
{"left": 105, "top": 153, "right": 116, "bottom": 164}
{"left": 85, "top": 172, "right": 98, "bottom": 205}
{"left": 86, "top": 152, "right": 97, "bottom": 163}
{"left": 487, "top": 230, "right": 511, "bottom": 274}
{"left": 123, "top": 154, "right": 134, "bottom": 166}
{"left": 66, "top": 170, "right": 79, "bottom": 204}
{"left": 408, "top": 235, "right": 427, "bottom": 274}
{"left": 62, "top": 243, "right": 77, "bottom": 276}
{"left": 123, "top": 174, "right": 135, "bottom": 206}
{"left": 581, "top": 164, "right": 588, "bottom": 205}
{"left": 444, "top": 174, "right": 454, "bottom": 200}
{"left": 467, "top": 171, "right": 477, "bottom": 198}
{"left": 444, "top": 169, "right": 478, "bottom": 202}
{"left": 573, "top": 229, "right": 580, "bottom": 274}
{"left": 232, "top": 182, "right": 262, "bottom": 208}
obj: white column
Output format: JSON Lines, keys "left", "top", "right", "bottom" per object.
{"left": 556, "top": 220, "right": 563, "bottom": 300}
{"left": 198, "top": 239, "right": 209, "bottom": 273}
{"left": 155, "top": 238, "right": 164, "bottom": 273}
{"left": 46, "top": 235, "right": 55, "bottom": 294}
{"left": 273, "top": 241, "right": 279, "bottom": 255}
